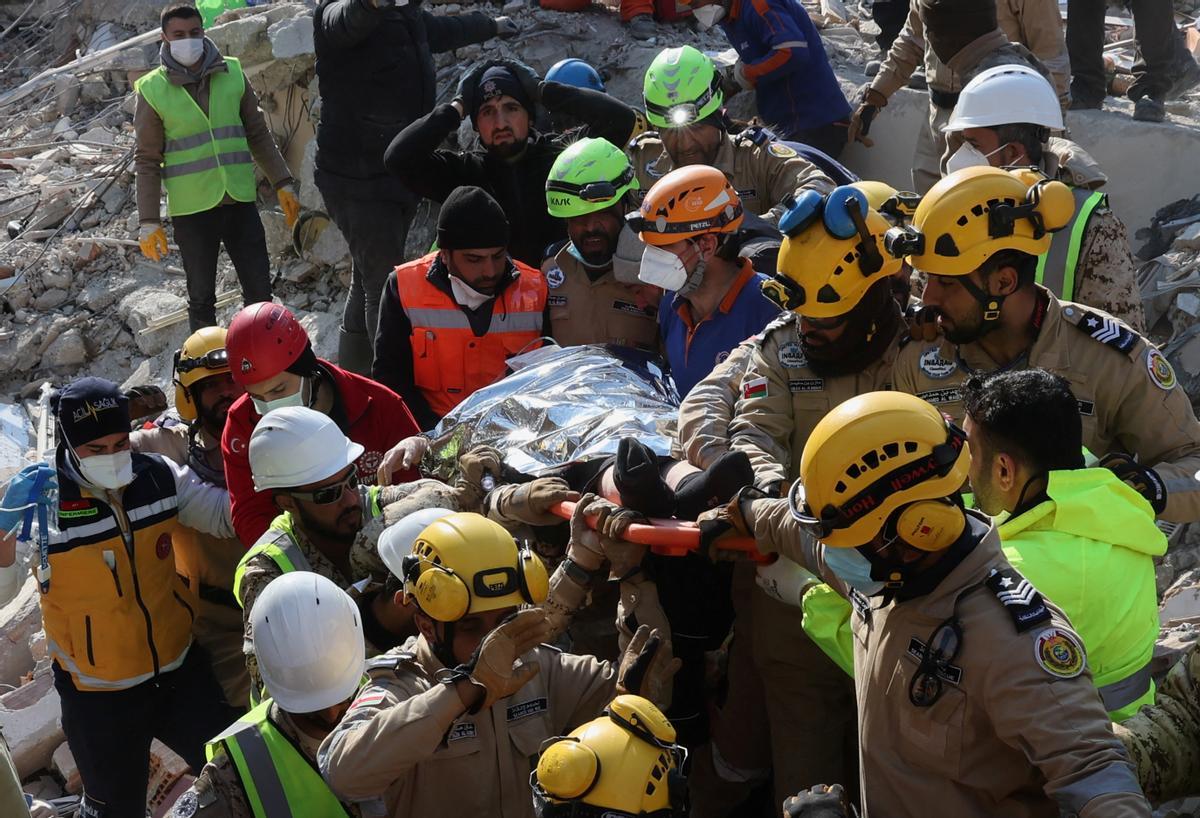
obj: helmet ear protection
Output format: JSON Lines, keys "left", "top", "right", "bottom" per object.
{"left": 986, "top": 178, "right": 1073, "bottom": 241}
{"left": 401, "top": 541, "right": 549, "bottom": 622}
{"left": 891, "top": 497, "right": 966, "bottom": 552}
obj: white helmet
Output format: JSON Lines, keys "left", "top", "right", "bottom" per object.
{"left": 378, "top": 507, "right": 456, "bottom": 578}
{"left": 944, "top": 65, "right": 1063, "bottom": 133}
{"left": 249, "top": 406, "right": 364, "bottom": 492}
{"left": 251, "top": 571, "right": 365, "bottom": 713}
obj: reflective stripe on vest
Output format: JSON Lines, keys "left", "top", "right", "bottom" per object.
{"left": 233, "top": 521, "right": 311, "bottom": 607}
{"left": 1099, "top": 660, "right": 1154, "bottom": 718}
{"left": 207, "top": 701, "right": 351, "bottom": 818}
{"left": 1035, "top": 188, "right": 1106, "bottom": 303}
{"left": 134, "top": 58, "right": 257, "bottom": 217}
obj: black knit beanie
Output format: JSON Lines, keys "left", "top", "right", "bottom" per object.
{"left": 437, "top": 186, "right": 510, "bottom": 250}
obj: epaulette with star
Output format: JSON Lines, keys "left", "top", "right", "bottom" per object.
{"left": 985, "top": 567, "right": 1051, "bottom": 633}
{"left": 1068, "top": 306, "right": 1137, "bottom": 354}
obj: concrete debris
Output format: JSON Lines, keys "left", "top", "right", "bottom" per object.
{"left": 1161, "top": 568, "right": 1200, "bottom": 625}
{"left": 0, "top": 575, "right": 41, "bottom": 688}
{"left": 51, "top": 741, "right": 81, "bottom": 794}
{"left": 0, "top": 668, "right": 64, "bottom": 779}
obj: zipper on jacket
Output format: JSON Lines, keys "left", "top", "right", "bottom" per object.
{"left": 173, "top": 590, "right": 195, "bottom": 624}
{"left": 84, "top": 615, "right": 95, "bottom": 667}
{"left": 102, "top": 550, "right": 123, "bottom": 597}
{"left": 110, "top": 497, "right": 161, "bottom": 676}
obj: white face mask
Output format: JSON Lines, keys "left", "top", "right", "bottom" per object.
{"left": 79, "top": 451, "right": 134, "bottom": 491}
{"left": 693, "top": 4, "right": 725, "bottom": 29}
{"left": 252, "top": 378, "right": 308, "bottom": 416}
{"left": 448, "top": 275, "right": 494, "bottom": 310}
{"left": 945, "top": 141, "right": 1009, "bottom": 175}
{"left": 168, "top": 37, "right": 205, "bottom": 66}
{"left": 639, "top": 241, "right": 706, "bottom": 296}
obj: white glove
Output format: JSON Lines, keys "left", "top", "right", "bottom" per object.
{"left": 29, "top": 800, "right": 56, "bottom": 818}
{"left": 494, "top": 16, "right": 518, "bottom": 38}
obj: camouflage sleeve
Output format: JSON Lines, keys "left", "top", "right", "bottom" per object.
{"left": 677, "top": 342, "right": 753, "bottom": 469}
{"left": 1072, "top": 207, "right": 1146, "bottom": 333}
{"left": 169, "top": 752, "right": 251, "bottom": 818}
{"left": 239, "top": 555, "right": 283, "bottom": 702}
{"left": 1115, "top": 648, "right": 1200, "bottom": 803}
{"left": 729, "top": 337, "right": 794, "bottom": 489}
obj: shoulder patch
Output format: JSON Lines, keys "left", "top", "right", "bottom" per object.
{"left": 545, "top": 266, "right": 565, "bottom": 289}
{"left": 985, "top": 567, "right": 1051, "bottom": 633}
{"left": 1146, "top": 347, "right": 1177, "bottom": 391}
{"left": 768, "top": 142, "right": 797, "bottom": 159}
{"left": 1068, "top": 306, "right": 1137, "bottom": 354}
{"left": 918, "top": 346, "right": 957, "bottom": 379}
{"left": 778, "top": 340, "right": 808, "bottom": 369}
{"left": 350, "top": 688, "right": 389, "bottom": 710}
{"left": 1033, "top": 627, "right": 1086, "bottom": 679}
{"left": 742, "top": 376, "right": 768, "bottom": 400}
{"left": 169, "top": 791, "right": 199, "bottom": 818}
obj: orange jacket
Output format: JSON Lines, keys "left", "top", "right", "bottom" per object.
{"left": 395, "top": 252, "right": 547, "bottom": 417}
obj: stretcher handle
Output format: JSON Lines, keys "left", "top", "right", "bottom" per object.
{"left": 550, "top": 500, "right": 763, "bottom": 559}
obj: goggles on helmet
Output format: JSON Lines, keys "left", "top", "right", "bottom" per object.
{"left": 626, "top": 200, "right": 744, "bottom": 237}
{"left": 175, "top": 347, "right": 229, "bottom": 374}
{"left": 545, "top": 165, "right": 636, "bottom": 204}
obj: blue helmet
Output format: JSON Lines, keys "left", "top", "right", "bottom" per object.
{"left": 545, "top": 58, "right": 605, "bottom": 93}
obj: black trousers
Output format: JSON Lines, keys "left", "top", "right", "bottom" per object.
{"left": 1067, "top": 0, "right": 1176, "bottom": 102}
{"left": 871, "top": 0, "right": 910, "bottom": 51}
{"left": 320, "top": 187, "right": 415, "bottom": 375}
{"left": 171, "top": 200, "right": 272, "bottom": 332}
{"left": 55, "top": 645, "right": 240, "bottom": 818}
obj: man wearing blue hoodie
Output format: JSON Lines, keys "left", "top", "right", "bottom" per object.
{"left": 963, "top": 368, "right": 1166, "bottom": 721}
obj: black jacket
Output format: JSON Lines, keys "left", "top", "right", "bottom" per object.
{"left": 313, "top": 0, "right": 496, "bottom": 199}
{"left": 382, "top": 83, "right": 639, "bottom": 267}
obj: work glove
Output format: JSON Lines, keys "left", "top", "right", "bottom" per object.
{"left": 493, "top": 15, "right": 518, "bottom": 38}
{"left": 846, "top": 86, "right": 886, "bottom": 147}
{"left": 1, "top": 462, "right": 57, "bottom": 537}
{"left": 138, "top": 223, "right": 168, "bottom": 262}
{"left": 782, "top": 784, "right": 851, "bottom": 818}
{"left": 494, "top": 477, "right": 578, "bottom": 526}
{"left": 125, "top": 384, "right": 167, "bottom": 424}
{"left": 461, "top": 608, "right": 552, "bottom": 710}
{"left": 454, "top": 61, "right": 492, "bottom": 118}
{"left": 569, "top": 494, "right": 648, "bottom": 579}
{"left": 454, "top": 445, "right": 504, "bottom": 509}
{"left": 277, "top": 182, "right": 301, "bottom": 229}
{"left": 378, "top": 435, "right": 429, "bottom": 486}
{"left": 1100, "top": 452, "right": 1168, "bottom": 515}
{"left": 904, "top": 304, "right": 941, "bottom": 343}
{"left": 615, "top": 624, "right": 681, "bottom": 707}
{"left": 28, "top": 800, "right": 56, "bottom": 818}
{"left": 696, "top": 485, "right": 765, "bottom": 561}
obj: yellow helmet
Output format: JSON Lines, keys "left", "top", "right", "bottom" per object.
{"left": 173, "top": 326, "right": 229, "bottom": 422}
{"left": 401, "top": 512, "right": 549, "bottom": 622}
{"left": 850, "top": 180, "right": 920, "bottom": 226}
{"left": 764, "top": 193, "right": 900, "bottom": 319}
{"left": 533, "top": 695, "right": 687, "bottom": 817}
{"left": 792, "top": 392, "right": 969, "bottom": 550}
{"left": 904, "top": 166, "right": 1074, "bottom": 275}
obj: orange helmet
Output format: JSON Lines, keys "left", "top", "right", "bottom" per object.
{"left": 627, "top": 166, "right": 744, "bottom": 247}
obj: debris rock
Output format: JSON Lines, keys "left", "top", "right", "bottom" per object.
{"left": 51, "top": 741, "right": 81, "bottom": 794}
{"left": 117, "top": 290, "right": 189, "bottom": 356}
{"left": 268, "top": 14, "right": 314, "bottom": 61}
{"left": 0, "top": 576, "right": 40, "bottom": 688}
{"left": 1161, "top": 567, "right": 1200, "bottom": 624}
{"left": 0, "top": 669, "right": 63, "bottom": 779}
{"left": 24, "top": 190, "right": 75, "bottom": 233}
{"left": 42, "top": 328, "right": 89, "bottom": 368}
{"left": 33, "top": 288, "right": 69, "bottom": 311}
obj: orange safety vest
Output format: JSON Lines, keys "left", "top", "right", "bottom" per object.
{"left": 396, "top": 252, "right": 547, "bottom": 417}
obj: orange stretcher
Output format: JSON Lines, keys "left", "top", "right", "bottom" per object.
{"left": 550, "top": 500, "right": 767, "bottom": 561}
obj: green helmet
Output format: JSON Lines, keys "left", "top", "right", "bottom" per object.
{"left": 545, "top": 137, "right": 639, "bottom": 219}
{"left": 643, "top": 45, "right": 724, "bottom": 130}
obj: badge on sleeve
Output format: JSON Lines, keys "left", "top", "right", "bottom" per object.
{"left": 170, "top": 792, "right": 199, "bottom": 818}
{"left": 768, "top": 142, "right": 797, "bottom": 158}
{"left": 545, "top": 267, "right": 565, "bottom": 289}
{"left": 778, "top": 341, "right": 807, "bottom": 369}
{"left": 1033, "top": 627, "right": 1086, "bottom": 679}
{"left": 919, "top": 346, "right": 957, "bottom": 379}
{"left": 742, "top": 376, "right": 768, "bottom": 400}
{"left": 1146, "top": 348, "right": 1177, "bottom": 391}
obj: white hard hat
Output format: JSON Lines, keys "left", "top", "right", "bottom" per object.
{"left": 944, "top": 65, "right": 1063, "bottom": 133}
{"left": 249, "top": 406, "right": 364, "bottom": 492}
{"left": 378, "top": 507, "right": 457, "bottom": 578}
{"left": 251, "top": 571, "right": 365, "bottom": 713}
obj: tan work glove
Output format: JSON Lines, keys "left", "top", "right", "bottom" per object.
{"left": 138, "top": 223, "right": 168, "bottom": 261}
{"left": 616, "top": 624, "right": 682, "bottom": 708}
{"left": 454, "top": 445, "right": 503, "bottom": 510}
{"left": 846, "top": 86, "right": 887, "bottom": 147}
{"left": 696, "top": 486, "right": 764, "bottom": 561}
{"left": 464, "top": 608, "right": 552, "bottom": 710}
{"left": 571, "top": 494, "right": 648, "bottom": 579}
{"left": 494, "top": 478, "right": 579, "bottom": 526}
{"left": 277, "top": 182, "right": 301, "bottom": 229}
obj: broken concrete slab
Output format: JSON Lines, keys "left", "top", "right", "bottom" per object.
{"left": 0, "top": 575, "right": 39, "bottom": 688}
{"left": 42, "top": 328, "right": 89, "bottom": 368}
{"left": 51, "top": 741, "right": 81, "bottom": 794}
{"left": 1162, "top": 567, "right": 1200, "bottom": 624}
{"left": 0, "top": 669, "right": 63, "bottom": 779}
{"left": 33, "top": 288, "right": 69, "bottom": 311}
{"left": 118, "top": 290, "right": 189, "bottom": 356}
{"left": 268, "top": 14, "right": 314, "bottom": 61}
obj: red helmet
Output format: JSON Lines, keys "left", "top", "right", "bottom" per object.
{"left": 227, "top": 303, "right": 310, "bottom": 388}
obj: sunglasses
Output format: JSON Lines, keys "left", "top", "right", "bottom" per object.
{"left": 287, "top": 468, "right": 359, "bottom": 505}
{"left": 175, "top": 348, "right": 228, "bottom": 374}
{"left": 908, "top": 616, "right": 963, "bottom": 707}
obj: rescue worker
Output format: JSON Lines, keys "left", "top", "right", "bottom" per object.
{"left": 384, "top": 59, "right": 643, "bottom": 268}
{"left": 684, "top": 0, "right": 853, "bottom": 156}
{"left": 134, "top": 4, "right": 298, "bottom": 332}
{"left": 890, "top": 166, "right": 1200, "bottom": 523}
{"left": 313, "top": 0, "right": 514, "bottom": 373}
{"left": 703, "top": 185, "right": 910, "bottom": 811}
{"left": 169, "top": 572, "right": 365, "bottom": 818}
{"left": 847, "top": 0, "right": 1069, "bottom": 193}
{"left": 630, "top": 166, "right": 782, "bottom": 397}
{"left": 317, "top": 512, "right": 679, "bottom": 818}
{"left": 1116, "top": 642, "right": 1200, "bottom": 803}
{"left": 631, "top": 45, "right": 836, "bottom": 224}
{"left": 0, "top": 378, "right": 238, "bottom": 818}
{"left": 220, "top": 302, "right": 422, "bottom": 546}
{"left": 963, "top": 369, "right": 1165, "bottom": 720}
{"left": 531, "top": 695, "right": 689, "bottom": 817}
{"left": 542, "top": 137, "right": 658, "bottom": 351}
{"left": 371, "top": 186, "right": 549, "bottom": 429}
{"left": 943, "top": 65, "right": 1145, "bottom": 330}
{"left": 700, "top": 391, "right": 1153, "bottom": 817}
{"left": 131, "top": 327, "right": 250, "bottom": 708}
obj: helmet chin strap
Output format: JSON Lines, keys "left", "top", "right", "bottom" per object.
{"left": 956, "top": 275, "right": 1007, "bottom": 334}
{"left": 677, "top": 239, "right": 707, "bottom": 298}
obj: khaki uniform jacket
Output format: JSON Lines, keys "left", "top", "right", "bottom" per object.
{"left": 169, "top": 705, "right": 331, "bottom": 818}
{"left": 893, "top": 290, "right": 1200, "bottom": 522}
{"left": 1042, "top": 139, "right": 1146, "bottom": 332}
{"left": 1116, "top": 643, "right": 1200, "bottom": 803}
{"left": 728, "top": 313, "right": 903, "bottom": 488}
{"left": 544, "top": 245, "right": 659, "bottom": 350}
{"left": 627, "top": 131, "right": 834, "bottom": 224}
{"left": 317, "top": 635, "right": 617, "bottom": 818}
{"left": 750, "top": 503, "right": 1151, "bottom": 818}
{"left": 871, "top": 0, "right": 1070, "bottom": 103}
{"left": 675, "top": 339, "right": 756, "bottom": 469}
